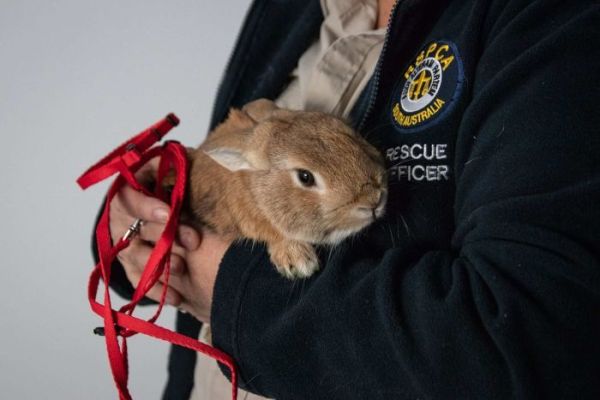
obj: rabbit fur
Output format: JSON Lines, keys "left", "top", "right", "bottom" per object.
{"left": 184, "top": 99, "right": 387, "bottom": 279}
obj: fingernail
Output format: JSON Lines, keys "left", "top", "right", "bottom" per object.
{"left": 180, "top": 229, "right": 198, "bottom": 250}
{"left": 153, "top": 208, "right": 169, "bottom": 222}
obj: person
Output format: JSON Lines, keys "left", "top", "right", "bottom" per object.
{"left": 95, "top": 0, "right": 600, "bottom": 399}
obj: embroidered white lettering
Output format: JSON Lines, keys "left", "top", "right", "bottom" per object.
{"left": 385, "top": 144, "right": 448, "bottom": 162}
{"left": 390, "top": 165, "right": 449, "bottom": 182}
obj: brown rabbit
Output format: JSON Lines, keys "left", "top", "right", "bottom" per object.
{"left": 184, "top": 99, "right": 387, "bottom": 279}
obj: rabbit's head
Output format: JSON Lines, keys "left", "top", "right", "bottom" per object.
{"left": 204, "top": 99, "right": 387, "bottom": 245}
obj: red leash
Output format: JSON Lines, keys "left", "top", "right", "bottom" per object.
{"left": 78, "top": 114, "right": 238, "bottom": 400}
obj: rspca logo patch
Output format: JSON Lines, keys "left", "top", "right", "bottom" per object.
{"left": 391, "top": 40, "right": 464, "bottom": 132}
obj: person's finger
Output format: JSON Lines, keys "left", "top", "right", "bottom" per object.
{"left": 177, "top": 225, "right": 201, "bottom": 251}
{"left": 134, "top": 223, "right": 192, "bottom": 276}
{"left": 108, "top": 158, "right": 170, "bottom": 246}
{"left": 122, "top": 240, "right": 186, "bottom": 275}
{"left": 115, "top": 184, "right": 170, "bottom": 223}
{"left": 137, "top": 223, "right": 200, "bottom": 252}
{"left": 118, "top": 242, "right": 183, "bottom": 305}
{"left": 134, "top": 157, "right": 160, "bottom": 182}
{"left": 168, "top": 254, "right": 186, "bottom": 276}
{"left": 112, "top": 235, "right": 147, "bottom": 300}
{"left": 170, "top": 243, "right": 187, "bottom": 258}
{"left": 138, "top": 221, "right": 167, "bottom": 243}
{"left": 145, "top": 281, "right": 182, "bottom": 306}
{"left": 117, "top": 240, "right": 151, "bottom": 277}
{"left": 130, "top": 270, "right": 182, "bottom": 306}
{"left": 158, "top": 266, "right": 185, "bottom": 291}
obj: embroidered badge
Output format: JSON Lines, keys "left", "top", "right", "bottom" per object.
{"left": 391, "top": 40, "right": 463, "bottom": 132}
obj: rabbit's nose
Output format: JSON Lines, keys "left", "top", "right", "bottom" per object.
{"left": 357, "top": 190, "right": 388, "bottom": 220}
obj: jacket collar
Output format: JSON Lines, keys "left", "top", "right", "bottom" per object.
{"left": 210, "top": 0, "right": 323, "bottom": 130}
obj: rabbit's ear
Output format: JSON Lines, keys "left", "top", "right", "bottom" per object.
{"left": 204, "top": 148, "right": 255, "bottom": 171}
{"left": 242, "top": 98, "right": 278, "bottom": 122}
{"left": 226, "top": 108, "right": 256, "bottom": 130}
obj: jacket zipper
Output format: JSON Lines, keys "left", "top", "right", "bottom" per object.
{"left": 358, "top": 0, "right": 402, "bottom": 132}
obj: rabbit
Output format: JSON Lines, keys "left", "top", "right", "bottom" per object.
{"left": 183, "top": 98, "right": 387, "bottom": 279}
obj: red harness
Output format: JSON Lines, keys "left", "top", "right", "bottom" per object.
{"left": 77, "top": 115, "right": 238, "bottom": 400}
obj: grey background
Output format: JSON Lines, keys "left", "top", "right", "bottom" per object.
{"left": 0, "top": 1, "right": 251, "bottom": 398}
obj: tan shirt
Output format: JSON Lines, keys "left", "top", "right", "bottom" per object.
{"left": 277, "top": 0, "right": 385, "bottom": 118}
{"left": 190, "top": 1, "right": 384, "bottom": 398}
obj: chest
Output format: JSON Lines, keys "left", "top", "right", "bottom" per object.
{"left": 354, "top": 0, "right": 488, "bottom": 253}
{"left": 219, "top": 0, "right": 491, "bottom": 254}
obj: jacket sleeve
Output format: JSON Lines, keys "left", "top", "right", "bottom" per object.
{"left": 210, "top": 4, "right": 600, "bottom": 400}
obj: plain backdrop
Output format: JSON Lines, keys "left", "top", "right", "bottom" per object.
{"left": 0, "top": 1, "right": 251, "bottom": 398}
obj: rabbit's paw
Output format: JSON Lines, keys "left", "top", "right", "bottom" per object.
{"left": 269, "top": 240, "right": 319, "bottom": 279}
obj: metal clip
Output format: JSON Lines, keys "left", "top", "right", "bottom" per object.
{"left": 122, "top": 218, "right": 144, "bottom": 241}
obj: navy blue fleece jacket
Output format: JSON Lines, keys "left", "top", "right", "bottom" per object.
{"left": 96, "top": 0, "right": 600, "bottom": 398}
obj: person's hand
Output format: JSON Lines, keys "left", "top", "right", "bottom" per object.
{"left": 109, "top": 159, "right": 201, "bottom": 306}
{"left": 164, "top": 229, "right": 233, "bottom": 323}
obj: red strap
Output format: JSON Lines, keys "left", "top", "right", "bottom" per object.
{"left": 77, "top": 113, "right": 179, "bottom": 190}
{"left": 78, "top": 115, "right": 238, "bottom": 400}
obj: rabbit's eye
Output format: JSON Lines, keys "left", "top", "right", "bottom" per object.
{"left": 297, "top": 169, "right": 315, "bottom": 187}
